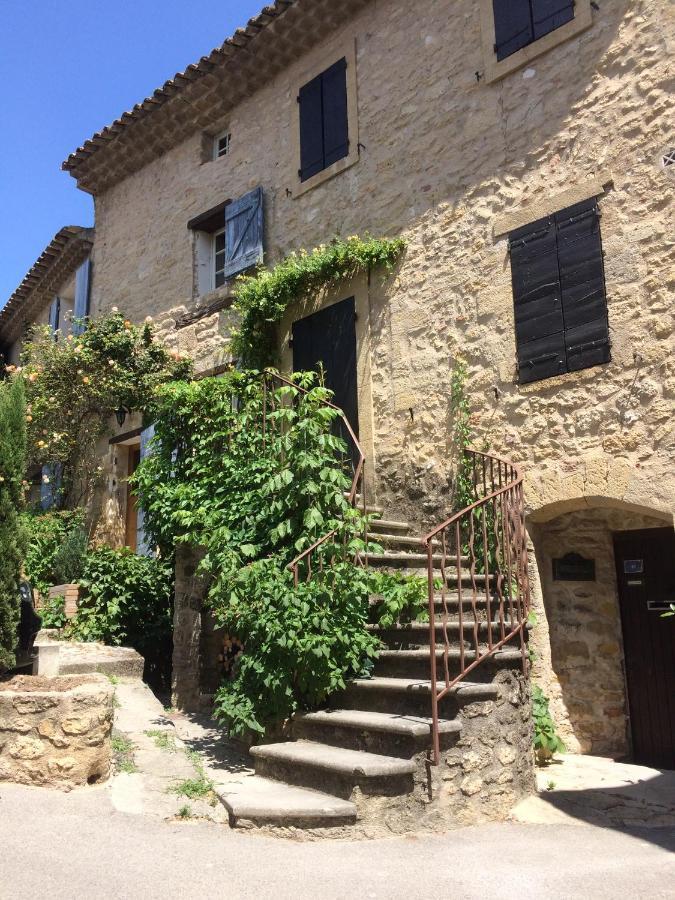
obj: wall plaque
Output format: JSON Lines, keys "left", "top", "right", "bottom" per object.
{"left": 552, "top": 552, "right": 596, "bottom": 582}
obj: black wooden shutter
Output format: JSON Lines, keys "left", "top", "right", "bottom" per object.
{"left": 531, "top": 0, "right": 575, "bottom": 41}
{"left": 299, "top": 73, "right": 324, "bottom": 182}
{"left": 72, "top": 257, "right": 91, "bottom": 336}
{"left": 492, "top": 0, "right": 534, "bottom": 60}
{"left": 321, "top": 58, "right": 349, "bottom": 169}
{"left": 555, "top": 199, "right": 610, "bottom": 372}
{"left": 510, "top": 216, "right": 566, "bottom": 383}
{"left": 222, "top": 186, "right": 264, "bottom": 279}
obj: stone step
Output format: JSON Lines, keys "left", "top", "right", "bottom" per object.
{"left": 367, "top": 518, "right": 413, "bottom": 534}
{"left": 371, "top": 620, "right": 509, "bottom": 649}
{"left": 293, "top": 708, "right": 462, "bottom": 757}
{"left": 251, "top": 740, "right": 416, "bottom": 798}
{"left": 339, "top": 676, "right": 499, "bottom": 717}
{"left": 216, "top": 776, "right": 357, "bottom": 829}
{"left": 374, "top": 647, "right": 524, "bottom": 679}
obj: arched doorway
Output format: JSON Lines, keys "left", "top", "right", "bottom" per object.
{"left": 528, "top": 498, "right": 674, "bottom": 768}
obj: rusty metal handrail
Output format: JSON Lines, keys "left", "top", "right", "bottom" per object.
{"left": 258, "top": 371, "right": 366, "bottom": 586}
{"left": 423, "top": 449, "right": 530, "bottom": 764}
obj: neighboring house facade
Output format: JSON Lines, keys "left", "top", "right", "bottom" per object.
{"left": 4, "top": 0, "right": 673, "bottom": 774}
{"left": 0, "top": 226, "right": 94, "bottom": 507}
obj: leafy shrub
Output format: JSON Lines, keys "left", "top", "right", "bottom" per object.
{"left": 52, "top": 527, "right": 88, "bottom": 585}
{"left": 17, "top": 311, "right": 191, "bottom": 508}
{"left": 21, "top": 509, "right": 86, "bottom": 599}
{"left": 0, "top": 377, "right": 27, "bottom": 671}
{"left": 134, "top": 371, "right": 409, "bottom": 735}
{"left": 532, "top": 684, "right": 566, "bottom": 765}
{"left": 72, "top": 547, "right": 173, "bottom": 689}
{"left": 39, "top": 594, "right": 68, "bottom": 630}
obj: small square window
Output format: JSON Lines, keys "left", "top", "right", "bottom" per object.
{"left": 214, "top": 131, "right": 231, "bottom": 160}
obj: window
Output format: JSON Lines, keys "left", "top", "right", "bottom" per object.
{"left": 492, "top": 0, "right": 575, "bottom": 61}
{"left": 298, "top": 57, "right": 349, "bottom": 182}
{"left": 213, "top": 228, "right": 226, "bottom": 289}
{"left": 48, "top": 296, "right": 61, "bottom": 340}
{"left": 188, "top": 187, "right": 264, "bottom": 295}
{"left": 214, "top": 131, "right": 231, "bottom": 160}
{"left": 509, "top": 198, "right": 610, "bottom": 384}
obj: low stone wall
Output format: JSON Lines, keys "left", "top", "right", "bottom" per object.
{"left": 0, "top": 674, "right": 114, "bottom": 789}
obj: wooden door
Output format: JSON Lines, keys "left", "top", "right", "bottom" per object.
{"left": 124, "top": 446, "right": 141, "bottom": 551}
{"left": 613, "top": 527, "right": 675, "bottom": 769}
{"left": 292, "top": 296, "right": 359, "bottom": 437}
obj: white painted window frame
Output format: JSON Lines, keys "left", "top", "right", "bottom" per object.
{"left": 213, "top": 130, "right": 231, "bottom": 160}
{"left": 212, "top": 226, "right": 226, "bottom": 290}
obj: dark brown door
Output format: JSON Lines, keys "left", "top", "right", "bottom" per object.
{"left": 292, "top": 296, "right": 359, "bottom": 446}
{"left": 613, "top": 527, "right": 675, "bottom": 769}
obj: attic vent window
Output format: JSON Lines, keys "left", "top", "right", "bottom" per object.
{"left": 214, "top": 131, "right": 231, "bottom": 160}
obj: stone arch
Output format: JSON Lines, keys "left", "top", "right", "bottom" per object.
{"left": 526, "top": 497, "right": 672, "bottom": 758}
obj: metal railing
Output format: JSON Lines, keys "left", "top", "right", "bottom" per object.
{"left": 258, "top": 371, "right": 366, "bottom": 586}
{"left": 423, "top": 450, "right": 530, "bottom": 764}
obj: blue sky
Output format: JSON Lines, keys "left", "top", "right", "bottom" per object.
{"left": 0, "top": 0, "right": 264, "bottom": 307}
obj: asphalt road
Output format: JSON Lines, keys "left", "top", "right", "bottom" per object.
{"left": 0, "top": 782, "right": 673, "bottom": 900}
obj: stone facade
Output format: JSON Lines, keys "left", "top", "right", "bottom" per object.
{"left": 0, "top": 674, "right": 114, "bottom": 789}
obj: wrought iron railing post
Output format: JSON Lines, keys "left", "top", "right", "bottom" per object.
{"left": 426, "top": 538, "right": 441, "bottom": 766}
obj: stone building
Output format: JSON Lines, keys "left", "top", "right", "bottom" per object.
{"left": 3, "top": 0, "right": 674, "bottom": 786}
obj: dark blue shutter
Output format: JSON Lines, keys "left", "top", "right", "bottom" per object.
{"left": 40, "top": 463, "right": 63, "bottom": 510}
{"left": 48, "top": 297, "right": 61, "bottom": 338}
{"left": 531, "top": 0, "right": 574, "bottom": 40}
{"left": 222, "top": 187, "right": 264, "bottom": 279}
{"left": 492, "top": 0, "right": 534, "bottom": 60}
{"left": 72, "top": 258, "right": 92, "bottom": 336}
{"left": 299, "top": 73, "right": 324, "bottom": 182}
{"left": 322, "top": 58, "right": 349, "bottom": 169}
{"left": 555, "top": 199, "right": 610, "bottom": 372}
{"left": 510, "top": 216, "right": 566, "bottom": 383}
{"left": 136, "top": 425, "right": 156, "bottom": 556}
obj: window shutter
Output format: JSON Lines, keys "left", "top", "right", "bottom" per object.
{"left": 321, "top": 57, "right": 349, "bottom": 169}
{"left": 136, "top": 425, "right": 156, "bottom": 557}
{"left": 40, "top": 463, "right": 63, "bottom": 511}
{"left": 492, "top": 0, "right": 534, "bottom": 60}
{"left": 509, "top": 216, "right": 566, "bottom": 383}
{"left": 298, "top": 73, "right": 325, "bottom": 182}
{"left": 555, "top": 199, "right": 610, "bottom": 372}
{"left": 48, "top": 297, "right": 61, "bottom": 338}
{"left": 72, "top": 258, "right": 92, "bottom": 336}
{"left": 222, "top": 187, "right": 264, "bottom": 280}
{"left": 531, "top": 0, "right": 574, "bottom": 41}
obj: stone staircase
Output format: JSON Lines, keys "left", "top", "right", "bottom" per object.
{"left": 218, "top": 509, "right": 532, "bottom": 836}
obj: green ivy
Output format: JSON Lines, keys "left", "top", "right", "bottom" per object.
{"left": 232, "top": 236, "right": 406, "bottom": 368}
{"left": 532, "top": 684, "right": 566, "bottom": 765}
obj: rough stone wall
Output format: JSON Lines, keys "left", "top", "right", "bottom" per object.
{"left": 0, "top": 675, "right": 113, "bottom": 788}
{"left": 529, "top": 506, "right": 669, "bottom": 756}
{"left": 430, "top": 668, "right": 535, "bottom": 828}
{"left": 89, "top": 0, "right": 673, "bottom": 530}
{"left": 172, "top": 545, "right": 223, "bottom": 712}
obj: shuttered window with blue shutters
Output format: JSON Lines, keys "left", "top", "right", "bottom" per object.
{"left": 509, "top": 198, "right": 610, "bottom": 384}
{"left": 492, "top": 0, "right": 575, "bottom": 61}
{"left": 72, "top": 257, "right": 92, "bottom": 336}
{"left": 298, "top": 58, "right": 349, "bottom": 182}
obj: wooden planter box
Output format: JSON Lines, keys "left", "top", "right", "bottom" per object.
{"left": 45, "top": 583, "right": 80, "bottom": 619}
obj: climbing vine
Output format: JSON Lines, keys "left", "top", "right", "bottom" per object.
{"left": 232, "top": 235, "right": 406, "bottom": 367}
{"left": 12, "top": 312, "right": 191, "bottom": 508}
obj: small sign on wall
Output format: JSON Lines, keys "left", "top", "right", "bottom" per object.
{"left": 552, "top": 552, "right": 596, "bottom": 582}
